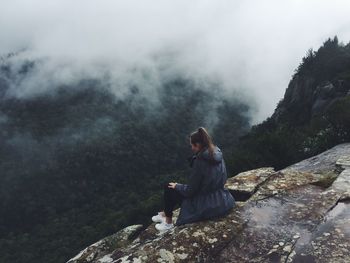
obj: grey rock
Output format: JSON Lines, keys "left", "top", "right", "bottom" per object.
{"left": 225, "top": 167, "right": 276, "bottom": 201}
{"left": 66, "top": 224, "right": 144, "bottom": 263}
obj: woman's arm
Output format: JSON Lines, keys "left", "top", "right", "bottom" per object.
{"left": 174, "top": 158, "right": 203, "bottom": 198}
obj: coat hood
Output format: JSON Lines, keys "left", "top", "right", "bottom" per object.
{"left": 198, "top": 145, "right": 223, "bottom": 164}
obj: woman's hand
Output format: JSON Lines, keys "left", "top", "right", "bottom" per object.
{"left": 168, "top": 182, "right": 177, "bottom": 189}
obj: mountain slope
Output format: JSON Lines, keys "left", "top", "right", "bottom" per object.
{"left": 226, "top": 36, "right": 350, "bottom": 176}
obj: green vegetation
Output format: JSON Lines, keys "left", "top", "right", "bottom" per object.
{"left": 0, "top": 63, "right": 250, "bottom": 263}
{"left": 226, "top": 36, "right": 350, "bottom": 175}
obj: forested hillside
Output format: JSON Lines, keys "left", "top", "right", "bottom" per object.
{"left": 0, "top": 54, "right": 251, "bottom": 263}
{"left": 228, "top": 36, "right": 350, "bottom": 175}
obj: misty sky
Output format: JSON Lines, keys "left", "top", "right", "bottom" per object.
{"left": 1, "top": 0, "right": 350, "bottom": 124}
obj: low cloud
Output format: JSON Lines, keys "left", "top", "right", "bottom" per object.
{"left": 1, "top": 0, "right": 350, "bottom": 124}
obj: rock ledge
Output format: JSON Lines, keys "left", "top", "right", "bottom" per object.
{"left": 67, "top": 143, "right": 350, "bottom": 263}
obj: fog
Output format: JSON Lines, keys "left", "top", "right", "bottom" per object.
{"left": 1, "top": 0, "right": 350, "bottom": 124}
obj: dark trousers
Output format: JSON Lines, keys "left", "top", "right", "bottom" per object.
{"left": 163, "top": 182, "right": 184, "bottom": 217}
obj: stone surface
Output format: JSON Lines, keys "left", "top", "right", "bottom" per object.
{"left": 67, "top": 224, "right": 144, "bottom": 263}
{"left": 281, "top": 143, "right": 350, "bottom": 175}
{"left": 110, "top": 203, "right": 247, "bottom": 263}
{"left": 336, "top": 155, "right": 350, "bottom": 169}
{"left": 67, "top": 143, "right": 350, "bottom": 263}
{"left": 328, "top": 164, "right": 350, "bottom": 201}
{"left": 224, "top": 167, "right": 276, "bottom": 201}
{"left": 215, "top": 184, "right": 343, "bottom": 262}
{"left": 249, "top": 169, "right": 321, "bottom": 201}
{"left": 291, "top": 200, "right": 350, "bottom": 263}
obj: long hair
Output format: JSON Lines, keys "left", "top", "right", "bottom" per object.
{"left": 189, "top": 127, "right": 215, "bottom": 160}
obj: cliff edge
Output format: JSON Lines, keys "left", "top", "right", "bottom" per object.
{"left": 67, "top": 143, "right": 350, "bottom": 263}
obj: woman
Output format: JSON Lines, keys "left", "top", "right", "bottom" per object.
{"left": 152, "top": 127, "right": 236, "bottom": 231}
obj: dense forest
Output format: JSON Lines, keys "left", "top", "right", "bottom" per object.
{"left": 0, "top": 54, "right": 251, "bottom": 263}
{"left": 1, "top": 36, "right": 350, "bottom": 263}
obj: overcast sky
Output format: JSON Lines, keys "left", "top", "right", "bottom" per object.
{"left": 1, "top": 0, "right": 350, "bottom": 124}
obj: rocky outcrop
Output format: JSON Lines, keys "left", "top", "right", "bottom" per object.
{"left": 272, "top": 75, "right": 350, "bottom": 124}
{"left": 66, "top": 225, "right": 144, "bottom": 263}
{"left": 225, "top": 167, "right": 275, "bottom": 201}
{"left": 67, "top": 143, "right": 350, "bottom": 263}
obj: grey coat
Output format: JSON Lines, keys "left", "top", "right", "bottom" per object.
{"left": 174, "top": 145, "right": 236, "bottom": 226}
